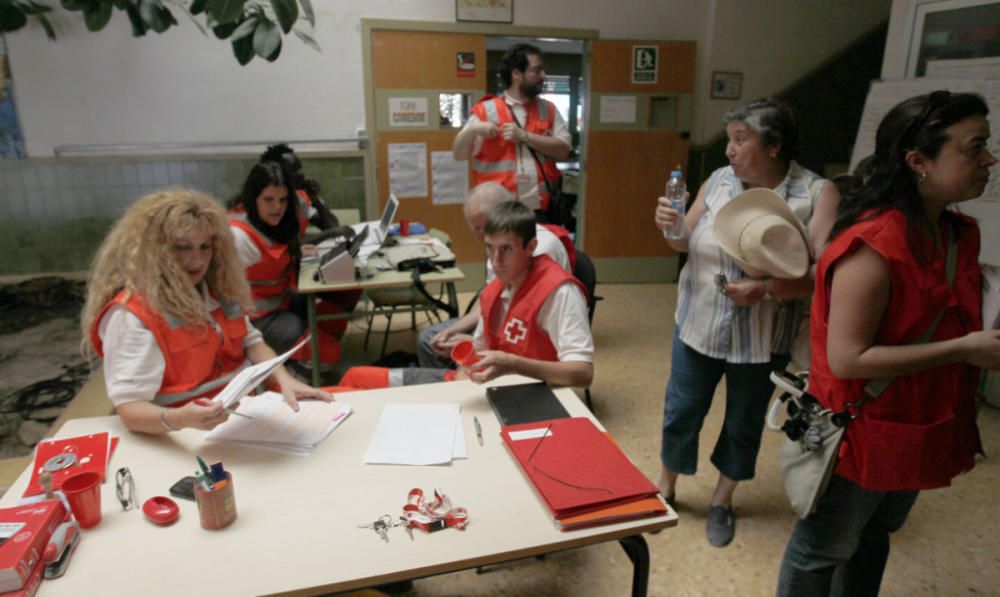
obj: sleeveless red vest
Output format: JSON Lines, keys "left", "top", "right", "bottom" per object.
{"left": 810, "top": 209, "right": 982, "bottom": 491}
{"left": 469, "top": 95, "right": 562, "bottom": 210}
{"left": 540, "top": 223, "right": 576, "bottom": 271}
{"left": 229, "top": 213, "right": 295, "bottom": 318}
{"left": 90, "top": 291, "right": 249, "bottom": 407}
{"left": 480, "top": 254, "right": 585, "bottom": 361}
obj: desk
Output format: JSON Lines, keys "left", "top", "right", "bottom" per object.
{"left": 0, "top": 376, "right": 676, "bottom": 596}
{"left": 297, "top": 250, "right": 465, "bottom": 385}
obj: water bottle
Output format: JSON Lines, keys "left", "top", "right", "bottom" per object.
{"left": 664, "top": 167, "right": 686, "bottom": 240}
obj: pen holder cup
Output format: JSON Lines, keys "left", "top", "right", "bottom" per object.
{"left": 194, "top": 472, "right": 237, "bottom": 530}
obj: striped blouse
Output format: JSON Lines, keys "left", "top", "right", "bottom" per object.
{"left": 675, "top": 162, "right": 826, "bottom": 363}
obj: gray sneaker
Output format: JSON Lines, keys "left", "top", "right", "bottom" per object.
{"left": 706, "top": 505, "right": 735, "bottom": 547}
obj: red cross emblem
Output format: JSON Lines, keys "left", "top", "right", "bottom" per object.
{"left": 504, "top": 318, "right": 528, "bottom": 344}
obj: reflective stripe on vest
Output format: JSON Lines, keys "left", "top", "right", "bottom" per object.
{"left": 154, "top": 359, "right": 251, "bottom": 407}
{"left": 483, "top": 100, "right": 501, "bottom": 124}
{"left": 253, "top": 292, "right": 288, "bottom": 314}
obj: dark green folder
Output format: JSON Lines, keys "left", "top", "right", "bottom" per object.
{"left": 486, "top": 381, "right": 570, "bottom": 426}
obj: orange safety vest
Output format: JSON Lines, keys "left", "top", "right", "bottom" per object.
{"left": 229, "top": 213, "right": 296, "bottom": 318}
{"left": 469, "top": 95, "right": 562, "bottom": 211}
{"left": 90, "top": 291, "right": 250, "bottom": 408}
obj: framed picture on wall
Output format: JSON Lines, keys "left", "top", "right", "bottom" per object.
{"left": 711, "top": 71, "right": 743, "bottom": 100}
{"left": 456, "top": 0, "right": 513, "bottom": 23}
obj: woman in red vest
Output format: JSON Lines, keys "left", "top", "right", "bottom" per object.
{"left": 81, "top": 189, "right": 332, "bottom": 434}
{"left": 229, "top": 162, "right": 343, "bottom": 368}
{"left": 777, "top": 91, "right": 1000, "bottom": 595}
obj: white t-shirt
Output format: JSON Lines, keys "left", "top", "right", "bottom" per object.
{"left": 472, "top": 278, "right": 592, "bottom": 363}
{"left": 98, "top": 286, "right": 262, "bottom": 407}
{"left": 231, "top": 226, "right": 263, "bottom": 268}
{"left": 485, "top": 224, "right": 571, "bottom": 283}
{"left": 463, "top": 92, "right": 571, "bottom": 211}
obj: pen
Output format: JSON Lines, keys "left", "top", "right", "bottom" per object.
{"left": 473, "top": 416, "right": 483, "bottom": 447}
{"left": 224, "top": 406, "right": 253, "bottom": 420}
{"left": 196, "top": 455, "right": 213, "bottom": 483}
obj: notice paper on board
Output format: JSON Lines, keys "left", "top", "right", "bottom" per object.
{"left": 388, "top": 143, "right": 428, "bottom": 198}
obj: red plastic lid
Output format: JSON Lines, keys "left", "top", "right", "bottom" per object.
{"left": 142, "top": 496, "right": 180, "bottom": 526}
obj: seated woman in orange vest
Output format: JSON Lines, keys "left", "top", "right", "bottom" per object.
{"left": 81, "top": 189, "right": 333, "bottom": 434}
{"left": 228, "top": 162, "right": 344, "bottom": 368}
{"left": 340, "top": 201, "right": 593, "bottom": 389}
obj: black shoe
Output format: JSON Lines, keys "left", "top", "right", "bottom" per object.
{"left": 706, "top": 505, "right": 735, "bottom": 547}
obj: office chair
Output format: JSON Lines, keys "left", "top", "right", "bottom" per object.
{"left": 572, "top": 250, "right": 602, "bottom": 411}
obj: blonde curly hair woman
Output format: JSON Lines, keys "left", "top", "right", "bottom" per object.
{"left": 82, "top": 189, "right": 332, "bottom": 435}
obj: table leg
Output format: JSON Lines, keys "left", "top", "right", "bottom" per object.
{"left": 446, "top": 282, "right": 459, "bottom": 317}
{"left": 618, "top": 535, "right": 650, "bottom": 597}
{"left": 306, "top": 294, "right": 320, "bottom": 387}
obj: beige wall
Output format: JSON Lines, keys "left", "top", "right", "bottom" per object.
{"left": 694, "top": 0, "right": 892, "bottom": 144}
{"left": 3, "top": 1, "right": 889, "bottom": 157}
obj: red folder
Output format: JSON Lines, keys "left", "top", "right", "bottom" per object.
{"left": 500, "top": 417, "right": 659, "bottom": 519}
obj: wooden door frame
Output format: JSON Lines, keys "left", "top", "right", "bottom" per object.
{"left": 360, "top": 19, "right": 597, "bottom": 235}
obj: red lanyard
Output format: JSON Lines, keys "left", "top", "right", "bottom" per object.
{"left": 402, "top": 488, "right": 469, "bottom": 532}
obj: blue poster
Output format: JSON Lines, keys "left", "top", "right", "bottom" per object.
{"left": 1, "top": 36, "right": 26, "bottom": 158}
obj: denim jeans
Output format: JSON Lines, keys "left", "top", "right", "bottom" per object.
{"left": 417, "top": 317, "right": 458, "bottom": 369}
{"left": 776, "top": 474, "right": 919, "bottom": 597}
{"left": 660, "top": 330, "right": 789, "bottom": 480}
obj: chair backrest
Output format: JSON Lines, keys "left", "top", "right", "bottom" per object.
{"left": 572, "top": 250, "right": 598, "bottom": 323}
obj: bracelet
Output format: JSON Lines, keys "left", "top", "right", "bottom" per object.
{"left": 160, "top": 409, "right": 180, "bottom": 432}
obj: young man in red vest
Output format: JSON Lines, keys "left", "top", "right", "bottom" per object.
{"left": 339, "top": 202, "right": 592, "bottom": 389}
{"left": 418, "top": 181, "right": 575, "bottom": 368}
{"left": 452, "top": 43, "right": 571, "bottom": 217}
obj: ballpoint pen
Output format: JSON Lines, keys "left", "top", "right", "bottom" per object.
{"left": 223, "top": 406, "right": 253, "bottom": 420}
{"left": 473, "top": 416, "right": 483, "bottom": 447}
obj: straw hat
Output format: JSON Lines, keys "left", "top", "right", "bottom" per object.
{"left": 713, "top": 188, "right": 811, "bottom": 279}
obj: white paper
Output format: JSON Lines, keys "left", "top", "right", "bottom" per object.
{"left": 388, "top": 143, "right": 428, "bottom": 198}
{"left": 213, "top": 337, "right": 309, "bottom": 409}
{"left": 364, "top": 403, "right": 461, "bottom": 465}
{"left": 205, "top": 392, "right": 351, "bottom": 457}
{"left": 431, "top": 151, "right": 469, "bottom": 205}
{"left": 508, "top": 428, "right": 553, "bottom": 441}
{"left": 388, "top": 97, "right": 429, "bottom": 127}
{"left": 599, "top": 96, "right": 637, "bottom": 123}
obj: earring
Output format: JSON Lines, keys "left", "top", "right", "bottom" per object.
{"left": 919, "top": 171, "right": 927, "bottom": 183}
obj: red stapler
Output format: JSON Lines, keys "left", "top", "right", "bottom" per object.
{"left": 42, "top": 521, "right": 81, "bottom": 579}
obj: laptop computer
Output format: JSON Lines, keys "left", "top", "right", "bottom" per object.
{"left": 351, "top": 194, "right": 399, "bottom": 248}
{"left": 315, "top": 225, "right": 369, "bottom": 283}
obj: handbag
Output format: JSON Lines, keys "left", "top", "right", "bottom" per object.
{"left": 768, "top": 224, "right": 958, "bottom": 518}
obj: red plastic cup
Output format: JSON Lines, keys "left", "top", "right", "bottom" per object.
{"left": 61, "top": 471, "right": 103, "bottom": 529}
{"left": 451, "top": 340, "right": 480, "bottom": 366}
{"left": 399, "top": 219, "right": 410, "bottom": 236}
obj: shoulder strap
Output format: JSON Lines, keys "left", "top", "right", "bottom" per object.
{"left": 509, "top": 108, "right": 558, "bottom": 196}
{"left": 860, "top": 223, "right": 959, "bottom": 403}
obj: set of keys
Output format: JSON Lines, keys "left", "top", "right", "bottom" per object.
{"left": 358, "top": 514, "right": 413, "bottom": 543}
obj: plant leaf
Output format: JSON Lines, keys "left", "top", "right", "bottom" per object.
{"left": 229, "top": 15, "right": 256, "bottom": 40}
{"left": 189, "top": 0, "right": 205, "bottom": 14}
{"left": 207, "top": 0, "right": 246, "bottom": 24}
{"left": 232, "top": 33, "right": 254, "bottom": 65}
{"left": 124, "top": 2, "right": 148, "bottom": 35}
{"left": 292, "top": 24, "right": 320, "bottom": 53}
{"left": 83, "top": 0, "right": 113, "bottom": 31}
{"left": 0, "top": 4, "right": 28, "bottom": 32}
{"left": 60, "top": 0, "right": 89, "bottom": 11}
{"left": 298, "top": 0, "right": 313, "bottom": 26}
{"left": 149, "top": 3, "right": 176, "bottom": 32}
{"left": 251, "top": 17, "right": 278, "bottom": 59}
{"left": 212, "top": 21, "right": 236, "bottom": 38}
{"left": 269, "top": 0, "right": 295, "bottom": 33}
